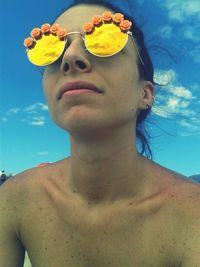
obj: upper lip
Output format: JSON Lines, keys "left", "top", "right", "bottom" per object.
{"left": 58, "top": 81, "right": 103, "bottom": 99}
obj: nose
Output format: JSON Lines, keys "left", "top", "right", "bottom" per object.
{"left": 60, "top": 35, "right": 92, "bottom": 75}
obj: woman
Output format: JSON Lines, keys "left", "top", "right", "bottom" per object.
{"left": 1, "top": 1, "right": 200, "bottom": 266}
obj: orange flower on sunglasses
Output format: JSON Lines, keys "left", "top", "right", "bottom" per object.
{"left": 50, "top": 23, "right": 60, "bottom": 34}
{"left": 30, "top": 28, "right": 41, "bottom": 39}
{"left": 102, "top": 11, "right": 113, "bottom": 22}
{"left": 41, "top": 23, "right": 51, "bottom": 33}
{"left": 24, "top": 37, "right": 34, "bottom": 48}
{"left": 92, "top": 15, "right": 102, "bottom": 26}
{"left": 57, "top": 28, "right": 67, "bottom": 39}
{"left": 83, "top": 22, "right": 94, "bottom": 34}
{"left": 24, "top": 11, "right": 141, "bottom": 66}
{"left": 113, "top": 13, "right": 124, "bottom": 24}
{"left": 119, "top": 20, "right": 132, "bottom": 32}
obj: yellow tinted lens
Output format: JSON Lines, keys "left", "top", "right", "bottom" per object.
{"left": 85, "top": 23, "right": 128, "bottom": 57}
{"left": 27, "top": 34, "right": 65, "bottom": 66}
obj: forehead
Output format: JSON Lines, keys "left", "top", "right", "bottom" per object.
{"left": 56, "top": 4, "right": 109, "bottom": 31}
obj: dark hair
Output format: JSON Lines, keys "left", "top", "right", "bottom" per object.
{"left": 56, "top": 0, "right": 155, "bottom": 159}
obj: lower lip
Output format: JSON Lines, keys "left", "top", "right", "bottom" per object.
{"left": 62, "top": 89, "right": 99, "bottom": 97}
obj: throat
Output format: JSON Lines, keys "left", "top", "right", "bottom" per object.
{"left": 66, "top": 148, "right": 147, "bottom": 206}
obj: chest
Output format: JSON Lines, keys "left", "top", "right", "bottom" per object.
{"left": 20, "top": 194, "right": 177, "bottom": 267}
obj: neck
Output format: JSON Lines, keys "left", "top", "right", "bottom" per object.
{"left": 68, "top": 125, "right": 147, "bottom": 205}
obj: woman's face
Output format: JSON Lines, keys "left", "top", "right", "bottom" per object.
{"left": 42, "top": 4, "right": 149, "bottom": 135}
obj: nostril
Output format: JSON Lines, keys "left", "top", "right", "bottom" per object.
{"left": 63, "top": 62, "right": 70, "bottom": 72}
{"left": 76, "top": 60, "right": 86, "bottom": 70}
{"left": 62, "top": 60, "right": 87, "bottom": 73}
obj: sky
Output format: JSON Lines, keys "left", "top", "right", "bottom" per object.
{"left": 0, "top": 0, "right": 200, "bottom": 176}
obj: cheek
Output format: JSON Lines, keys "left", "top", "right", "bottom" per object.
{"left": 105, "top": 67, "right": 140, "bottom": 116}
{"left": 42, "top": 71, "right": 53, "bottom": 91}
{"left": 103, "top": 62, "right": 139, "bottom": 99}
{"left": 42, "top": 74, "right": 56, "bottom": 113}
{"left": 42, "top": 70, "right": 58, "bottom": 95}
{"left": 42, "top": 66, "right": 60, "bottom": 89}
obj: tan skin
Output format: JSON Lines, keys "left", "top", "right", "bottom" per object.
{"left": 0, "top": 4, "right": 200, "bottom": 267}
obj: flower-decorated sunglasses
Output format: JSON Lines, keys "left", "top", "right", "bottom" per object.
{"left": 24, "top": 11, "right": 144, "bottom": 67}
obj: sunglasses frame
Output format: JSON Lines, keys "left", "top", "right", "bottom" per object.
{"left": 26, "top": 29, "right": 144, "bottom": 67}
{"left": 65, "top": 31, "right": 144, "bottom": 66}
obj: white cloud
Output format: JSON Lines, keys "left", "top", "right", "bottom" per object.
{"left": 180, "top": 109, "right": 196, "bottom": 117}
{"left": 30, "top": 116, "right": 46, "bottom": 126}
{"left": 168, "top": 86, "right": 193, "bottom": 99}
{"left": 188, "top": 45, "right": 200, "bottom": 63}
{"left": 31, "top": 121, "right": 45, "bottom": 126}
{"left": 6, "top": 107, "right": 21, "bottom": 115}
{"left": 2, "top": 102, "right": 48, "bottom": 126}
{"left": 167, "top": 97, "right": 179, "bottom": 110}
{"left": 179, "top": 119, "right": 199, "bottom": 131}
{"left": 154, "top": 69, "right": 176, "bottom": 85}
{"left": 155, "top": 0, "right": 200, "bottom": 63}
{"left": 21, "top": 115, "right": 46, "bottom": 126}
{"left": 161, "top": 0, "right": 200, "bottom": 22}
{"left": 191, "top": 84, "right": 200, "bottom": 92}
{"left": 24, "top": 103, "right": 48, "bottom": 113}
{"left": 184, "top": 26, "right": 200, "bottom": 42}
{"left": 152, "top": 106, "right": 170, "bottom": 118}
{"left": 159, "top": 26, "right": 172, "bottom": 39}
{"left": 152, "top": 68, "right": 200, "bottom": 134}
{"left": 166, "top": 98, "right": 191, "bottom": 113}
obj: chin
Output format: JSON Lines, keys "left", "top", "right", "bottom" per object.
{"left": 55, "top": 116, "right": 101, "bottom": 133}
{"left": 55, "top": 117, "right": 118, "bottom": 139}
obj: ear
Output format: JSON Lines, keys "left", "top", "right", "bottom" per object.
{"left": 138, "top": 81, "right": 154, "bottom": 110}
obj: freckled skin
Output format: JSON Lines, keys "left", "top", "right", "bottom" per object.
{"left": 1, "top": 3, "right": 200, "bottom": 267}
{"left": 3, "top": 157, "right": 199, "bottom": 267}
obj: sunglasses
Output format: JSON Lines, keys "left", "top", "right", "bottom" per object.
{"left": 24, "top": 11, "right": 144, "bottom": 67}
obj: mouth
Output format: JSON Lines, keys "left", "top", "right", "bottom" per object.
{"left": 58, "top": 81, "right": 104, "bottom": 99}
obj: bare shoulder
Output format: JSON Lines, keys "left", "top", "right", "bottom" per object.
{"left": 147, "top": 159, "right": 200, "bottom": 200}
{"left": 0, "top": 167, "right": 42, "bottom": 217}
{"left": 2, "top": 158, "right": 69, "bottom": 201}
{"left": 1, "top": 158, "right": 67, "bottom": 190}
{"left": 1, "top": 166, "right": 44, "bottom": 197}
{"left": 0, "top": 160, "right": 65, "bottom": 230}
{"left": 146, "top": 158, "right": 200, "bottom": 229}
{"left": 0, "top": 162, "right": 55, "bottom": 211}
{"left": 172, "top": 178, "right": 200, "bottom": 266}
{"left": 148, "top": 160, "right": 200, "bottom": 266}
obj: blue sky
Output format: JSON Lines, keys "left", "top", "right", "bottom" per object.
{"left": 0, "top": 0, "right": 199, "bottom": 176}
